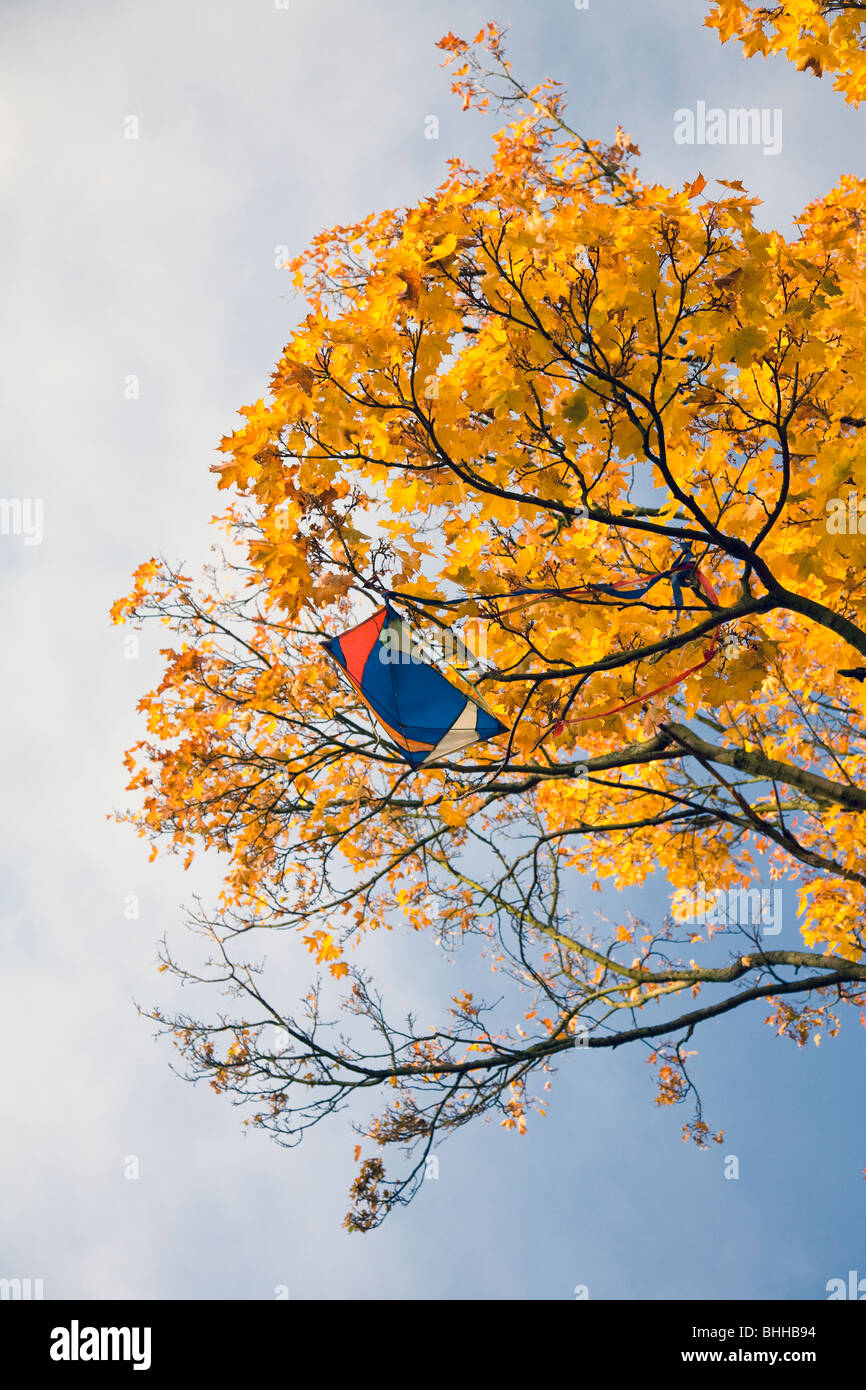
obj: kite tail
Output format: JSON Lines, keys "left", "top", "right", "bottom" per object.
{"left": 550, "top": 564, "right": 722, "bottom": 734}
{"left": 375, "top": 544, "right": 724, "bottom": 746}
{"left": 380, "top": 543, "right": 702, "bottom": 619}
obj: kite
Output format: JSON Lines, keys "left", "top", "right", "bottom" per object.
{"left": 323, "top": 545, "right": 723, "bottom": 761}
{"left": 322, "top": 603, "right": 507, "bottom": 767}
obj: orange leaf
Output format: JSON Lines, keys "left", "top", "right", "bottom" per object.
{"left": 685, "top": 172, "right": 707, "bottom": 199}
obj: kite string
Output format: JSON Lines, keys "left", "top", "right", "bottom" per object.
{"left": 380, "top": 544, "right": 699, "bottom": 617}
{"left": 550, "top": 566, "right": 722, "bottom": 733}
{"left": 550, "top": 641, "right": 718, "bottom": 734}
{"left": 492, "top": 570, "right": 673, "bottom": 619}
{"left": 376, "top": 546, "right": 725, "bottom": 738}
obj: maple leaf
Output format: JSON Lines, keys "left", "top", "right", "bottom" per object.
{"left": 685, "top": 172, "right": 708, "bottom": 199}
{"left": 705, "top": 1, "right": 866, "bottom": 106}
{"left": 396, "top": 271, "right": 421, "bottom": 306}
{"left": 799, "top": 54, "right": 823, "bottom": 79}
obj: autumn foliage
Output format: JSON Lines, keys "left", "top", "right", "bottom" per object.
{"left": 114, "top": 22, "right": 866, "bottom": 1229}
{"left": 706, "top": 0, "right": 866, "bottom": 105}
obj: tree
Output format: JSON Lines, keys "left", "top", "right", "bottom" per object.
{"left": 113, "top": 24, "right": 866, "bottom": 1231}
{"left": 706, "top": 1, "right": 866, "bottom": 105}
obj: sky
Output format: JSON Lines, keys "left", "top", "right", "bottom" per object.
{"left": 0, "top": 0, "right": 863, "bottom": 1301}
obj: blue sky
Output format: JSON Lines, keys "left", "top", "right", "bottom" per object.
{"left": 0, "top": 0, "right": 863, "bottom": 1300}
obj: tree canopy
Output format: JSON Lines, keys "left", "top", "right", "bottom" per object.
{"left": 113, "top": 21, "right": 866, "bottom": 1230}
{"left": 706, "top": 1, "right": 866, "bottom": 105}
